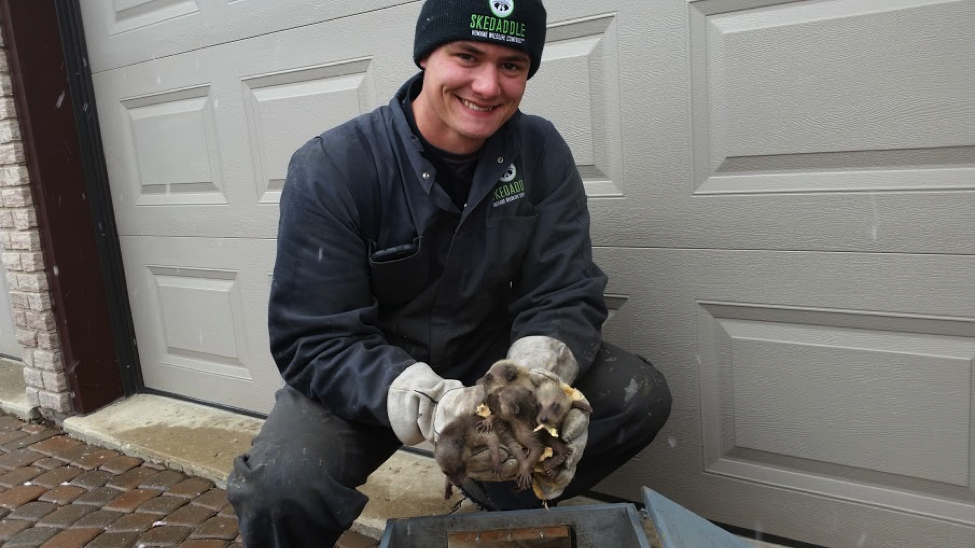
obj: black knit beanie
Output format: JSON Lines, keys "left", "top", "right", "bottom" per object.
{"left": 414, "top": 0, "right": 547, "bottom": 78}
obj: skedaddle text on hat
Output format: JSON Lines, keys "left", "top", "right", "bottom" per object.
{"left": 470, "top": 14, "right": 527, "bottom": 42}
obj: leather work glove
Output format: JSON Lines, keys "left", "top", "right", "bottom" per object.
{"left": 507, "top": 336, "right": 591, "bottom": 500}
{"left": 528, "top": 368, "right": 591, "bottom": 501}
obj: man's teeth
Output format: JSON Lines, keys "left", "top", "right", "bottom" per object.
{"left": 462, "top": 99, "right": 493, "bottom": 112}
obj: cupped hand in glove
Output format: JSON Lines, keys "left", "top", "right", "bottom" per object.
{"left": 527, "top": 369, "right": 592, "bottom": 501}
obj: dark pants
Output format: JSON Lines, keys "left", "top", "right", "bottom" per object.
{"left": 227, "top": 343, "right": 671, "bottom": 547}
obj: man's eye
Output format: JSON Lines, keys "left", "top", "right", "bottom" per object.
{"left": 457, "top": 53, "right": 475, "bottom": 62}
{"left": 502, "top": 63, "right": 525, "bottom": 72}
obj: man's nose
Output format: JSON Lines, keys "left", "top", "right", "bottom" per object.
{"left": 471, "top": 66, "right": 501, "bottom": 98}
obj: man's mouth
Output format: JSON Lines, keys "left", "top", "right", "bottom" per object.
{"left": 460, "top": 98, "right": 495, "bottom": 113}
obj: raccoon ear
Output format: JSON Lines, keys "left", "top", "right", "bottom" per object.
{"left": 528, "top": 370, "right": 548, "bottom": 387}
{"left": 504, "top": 367, "right": 518, "bottom": 382}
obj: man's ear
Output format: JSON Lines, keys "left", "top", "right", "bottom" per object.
{"left": 419, "top": 56, "right": 429, "bottom": 69}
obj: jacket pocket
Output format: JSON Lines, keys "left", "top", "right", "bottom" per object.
{"left": 484, "top": 214, "right": 538, "bottom": 290}
{"left": 368, "top": 236, "right": 429, "bottom": 306}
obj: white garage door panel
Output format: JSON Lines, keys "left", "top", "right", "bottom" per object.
{"left": 723, "top": 323, "right": 971, "bottom": 485}
{"left": 593, "top": 247, "right": 975, "bottom": 545}
{"left": 121, "top": 236, "right": 281, "bottom": 412}
{"left": 593, "top": 0, "right": 975, "bottom": 254}
{"left": 93, "top": 6, "right": 414, "bottom": 238}
{"left": 522, "top": 13, "right": 625, "bottom": 198}
{"left": 80, "top": 0, "right": 416, "bottom": 73}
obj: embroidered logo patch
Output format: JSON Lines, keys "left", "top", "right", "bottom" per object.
{"left": 500, "top": 163, "right": 517, "bottom": 183}
{"left": 490, "top": 0, "right": 514, "bottom": 18}
{"left": 492, "top": 163, "right": 525, "bottom": 207}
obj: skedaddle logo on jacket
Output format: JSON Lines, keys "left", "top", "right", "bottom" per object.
{"left": 471, "top": 0, "right": 526, "bottom": 44}
{"left": 492, "top": 163, "right": 525, "bottom": 207}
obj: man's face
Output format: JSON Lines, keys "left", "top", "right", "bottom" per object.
{"left": 413, "top": 41, "right": 530, "bottom": 154}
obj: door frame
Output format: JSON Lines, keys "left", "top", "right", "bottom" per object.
{"left": 0, "top": 0, "right": 141, "bottom": 412}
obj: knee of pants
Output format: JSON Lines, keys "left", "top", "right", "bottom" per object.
{"left": 227, "top": 444, "right": 365, "bottom": 532}
{"left": 610, "top": 355, "right": 673, "bottom": 435}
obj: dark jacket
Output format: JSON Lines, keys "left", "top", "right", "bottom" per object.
{"left": 269, "top": 73, "right": 608, "bottom": 426}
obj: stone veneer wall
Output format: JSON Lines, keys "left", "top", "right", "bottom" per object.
{"left": 0, "top": 20, "right": 71, "bottom": 416}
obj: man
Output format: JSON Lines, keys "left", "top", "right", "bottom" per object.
{"left": 227, "top": 0, "right": 671, "bottom": 546}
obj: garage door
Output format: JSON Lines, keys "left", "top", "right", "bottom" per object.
{"left": 81, "top": 0, "right": 975, "bottom": 546}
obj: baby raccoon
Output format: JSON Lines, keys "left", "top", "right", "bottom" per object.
{"left": 434, "top": 414, "right": 504, "bottom": 500}
{"left": 533, "top": 372, "right": 593, "bottom": 431}
{"left": 476, "top": 360, "right": 576, "bottom": 485}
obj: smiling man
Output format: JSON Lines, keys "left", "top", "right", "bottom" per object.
{"left": 226, "top": 0, "right": 672, "bottom": 546}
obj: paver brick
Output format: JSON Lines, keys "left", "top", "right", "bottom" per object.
{"left": 26, "top": 436, "right": 82, "bottom": 457}
{"left": 31, "top": 458, "right": 63, "bottom": 470}
{"left": 164, "top": 478, "right": 213, "bottom": 499}
{"left": 190, "top": 489, "right": 228, "bottom": 511}
{"left": 144, "top": 461, "right": 168, "bottom": 471}
{"left": 0, "top": 484, "right": 46, "bottom": 509}
{"left": 86, "top": 530, "right": 140, "bottom": 548}
{"left": 0, "top": 519, "right": 32, "bottom": 542}
{"left": 138, "top": 495, "right": 188, "bottom": 516}
{"left": 99, "top": 455, "right": 143, "bottom": 474}
{"left": 0, "top": 417, "right": 26, "bottom": 431}
{"left": 217, "top": 504, "right": 236, "bottom": 518}
{"left": 189, "top": 517, "right": 238, "bottom": 541}
{"left": 36, "top": 504, "right": 93, "bottom": 528}
{"left": 20, "top": 423, "right": 49, "bottom": 435}
{"left": 8, "top": 501, "right": 57, "bottom": 522}
{"left": 3, "top": 430, "right": 58, "bottom": 451}
{"left": 227, "top": 543, "right": 243, "bottom": 548}
{"left": 4, "top": 525, "right": 59, "bottom": 547}
{"left": 0, "top": 465, "right": 43, "bottom": 487}
{"left": 160, "top": 505, "right": 214, "bottom": 527}
{"left": 178, "top": 540, "right": 227, "bottom": 548}
{"left": 142, "top": 470, "right": 186, "bottom": 491}
{"left": 0, "top": 429, "right": 28, "bottom": 447}
{"left": 72, "top": 486, "right": 122, "bottom": 507}
{"left": 106, "top": 513, "right": 158, "bottom": 533}
{"left": 69, "top": 510, "right": 123, "bottom": 530}
{"left": 0, "top": 449, "right": 43, "bottom": 471}
{"left": 38, "top": 484, "right": 86, "bottom": 505}
{"left": 138, "top": 525, "right": 193, "bottom": 547}
{"left": 0, "top": 508, "right": 8, "bottom": 520}
{"left": 49, "top": 444, "right": 97, "bottom": 464}
{"left": 70, "top": 469, "right": 114, "bottom": 489}
{"left": 39, "top": 527, "right": 102, "bottom": 548}
{"left": 31, "top": 465, "right": 83, "bottom": 488}
{"left": 103, "top": 488, "right": 162, "bottom": 513}
{"left": 107, "top": 466, "right": 159, "bottom": 490}
{"left": 70, "top": 448, "right": 120, "bottom": 471}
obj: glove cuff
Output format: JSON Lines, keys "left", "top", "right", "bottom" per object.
{"left": 387, "top": 362, "right": 461, "bottom": 445}
{"left": 507, "top": 336, "right": 579, "bottom": 384}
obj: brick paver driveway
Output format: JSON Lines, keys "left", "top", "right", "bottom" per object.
{"left": 0, "top": 415, "right": 240, "bottom": 548}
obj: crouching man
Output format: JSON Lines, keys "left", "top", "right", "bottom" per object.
{"left": 227, "top": 0, "right": 671, "bottom": 545}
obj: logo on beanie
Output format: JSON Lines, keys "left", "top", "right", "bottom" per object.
{"left": 470, "top": 3, "right": 526, "bottom": 45}
{"left": 490, "top": 0, "right": 514, "bottom": 18}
